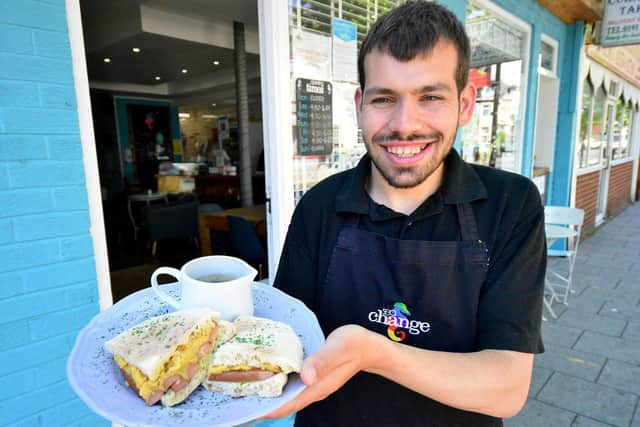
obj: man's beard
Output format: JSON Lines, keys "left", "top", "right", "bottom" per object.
{"left": 365, "top": 130, "right": 456, "bottom": 189}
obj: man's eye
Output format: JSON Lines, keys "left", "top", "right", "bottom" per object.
{"left": 422, "top": 95, "right": 442, "bottom": 102}
{"left": 371, "top": 97, "right": 393, "bottom": 104}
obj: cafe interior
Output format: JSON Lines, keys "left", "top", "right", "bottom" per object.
{"left": 79, "top": 0, "right": 266, "bottom": 301}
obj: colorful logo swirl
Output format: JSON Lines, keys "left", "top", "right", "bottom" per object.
{"left": 387, "top": 302, "right": 411, "bottom": 342}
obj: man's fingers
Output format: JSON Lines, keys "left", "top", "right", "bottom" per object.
{"left": 260, "top": 359, "right": 359, "bottom": 420}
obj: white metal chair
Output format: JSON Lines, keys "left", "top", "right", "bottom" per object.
{"left": 544, "top": 206, "right": 585, "bottom": 308}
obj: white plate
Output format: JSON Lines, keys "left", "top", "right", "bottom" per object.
{"left": 67, "top": 282, "right": 325, "bottom": 427}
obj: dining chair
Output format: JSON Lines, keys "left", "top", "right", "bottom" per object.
{"left": 227, "top": 215, "right": 268, "bottom": 280}
{"left": 544, "top": 206, "right": 585, "bottom": 306}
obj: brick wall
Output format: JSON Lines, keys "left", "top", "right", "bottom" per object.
{"left": 0, "top": 1, "right": 107, "bottom": 426}
{"left": 575, "top": 170, "right": 600, "bottom": 234}
{"left": 606, "top": 161, "right": 633, "bottom": 217}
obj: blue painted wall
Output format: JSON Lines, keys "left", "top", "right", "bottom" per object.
{"left": 0, "top": 1, "right": 107, "bottom": 426}
{"left": 490, "top": 0, "right": 582, "bottom": 207}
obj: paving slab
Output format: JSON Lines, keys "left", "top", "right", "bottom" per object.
{"left": 597, "top": 359, "right": 640, "bottom": 395}
{"left": 529, "top": 366, "right": 553, "bottom": 397}
{"left": 557, "top": 309, "right": 626, "bottom": 337}
{"left": 504, "top": 399, "right": 575, "bottom": 427}
{"left": 534, "top": 347, "right": 605, "bottom": 381}
{"left": 599, "top": 301, "right": 640, "bottom": 321}
{"left": 574, "top": 330, "right": 640, "bottom": 364}
{"left": 622, "top": 320, "right": 640, "bottom": 341}
{"left": 537, "top": 372, "right": 637, "bottom": 427}
{"left": 572, "top": 416, "right": 617, "bottom": 427}
{"left": 541, "top": 322, "right": 583, "bottom": 348}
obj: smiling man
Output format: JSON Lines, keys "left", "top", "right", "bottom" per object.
{"left": 270, "top": 2, "right": 546, "bottom": 426}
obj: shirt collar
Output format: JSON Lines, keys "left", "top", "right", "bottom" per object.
{"left": 335, "top": 149, "right": 487, "bottom": 214}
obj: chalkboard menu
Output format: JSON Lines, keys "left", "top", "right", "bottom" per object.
{"left": 295, "top": 78, "right": 333, "bottom": 156}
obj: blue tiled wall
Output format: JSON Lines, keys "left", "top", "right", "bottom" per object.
{"left": 0, "top": 1, "right": 107, "bottom": 426}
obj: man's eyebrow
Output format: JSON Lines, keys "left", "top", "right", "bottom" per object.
{"left": 363, "top": 83, "right": 454, "bottom": 98}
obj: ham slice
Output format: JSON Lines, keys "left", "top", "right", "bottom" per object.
{"left": 208, "top": 369, "right": 276, "bottom": 382}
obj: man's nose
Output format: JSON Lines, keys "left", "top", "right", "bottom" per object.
{"left": 388, "top": 100, "right": 422, "bottom": 137}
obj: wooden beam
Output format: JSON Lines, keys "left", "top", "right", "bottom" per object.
{"left": 537, "top": 0, "right": 603, "bottom": 24}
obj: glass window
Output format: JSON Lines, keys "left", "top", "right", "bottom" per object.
{"left": 578, "top": 79, "right": 593, "bottom": 168}
{"left": 462, "top": 1, "right": 528, "bottom": 172}
{"left": 618, "top": 100, "right": 632, "bottom": 159}
{"left": 611, "top": 97, "right": 624, "bottom": 160}
{"left": 589, "top": 86, "right": 606, "bottom": 167}
{"left": 289, "top": 0, "right": 400, "bottom": 203}
{"left": 540, "top": 40, "right": 555, "bottom": 73}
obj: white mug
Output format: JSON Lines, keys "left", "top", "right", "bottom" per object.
{"left": 150, "top": 256, "right": 257, "bottom": 321}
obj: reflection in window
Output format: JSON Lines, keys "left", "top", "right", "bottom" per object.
{"left": 578, "top": 79, "right": 593, "bottom": 168}
{"left": 611, "top": 97, "right": 623, "bottom": 160}
{"left": 589, "top": 86, "right": 606, "bottom": 167}
{"left": 615, "top": 101, "right": 632, "bottom": 160}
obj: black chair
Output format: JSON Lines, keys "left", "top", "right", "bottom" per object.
{"left": 227, "top": 215, "right": 268, "bottom": 279}
{"left": 144, "top": 199, "right": 199, "bottom": 256}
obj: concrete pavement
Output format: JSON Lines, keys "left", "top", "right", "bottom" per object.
{"left": 506, "top": 202, "right": 640, "bottom": 427}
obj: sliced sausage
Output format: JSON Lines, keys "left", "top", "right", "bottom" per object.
{"left": 171, "top": 376, "right": 190, "bottom": 392}
{"left": 120, "top": 368, "right": 141, "bottom": 394}
{"left": 146, "top": 390, "right": 164, "bottom": 405}
{"left": 163, "top": 374, "right": 181, "bottom": 390}
{"left": 208, "top": 369, "right": 276, "bottom": 382}
{"left": 198, "top": 342, "right": 213, "bottom": 357}
{"left": 187, "top": 362, "right": 200, "bottom": 379}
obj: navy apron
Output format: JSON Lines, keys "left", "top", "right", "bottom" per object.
{"left": 295, "top": 203, "right": 502, "bottom": 427}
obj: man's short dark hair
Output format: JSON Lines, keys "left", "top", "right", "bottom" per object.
{"left": 358, "top": 1, "right": 470, "bottom": 93}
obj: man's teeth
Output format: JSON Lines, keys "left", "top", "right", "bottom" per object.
{"left": 386, "top": 145, "right": 426, "bottom": 157}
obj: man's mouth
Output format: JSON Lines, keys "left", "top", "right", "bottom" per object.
{"left": 384, "top": 144, "right": 428, "bottom": 158}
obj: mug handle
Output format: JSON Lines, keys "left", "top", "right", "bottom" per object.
{"left": 150, "top": 267, "right": 182, "bottom": 309}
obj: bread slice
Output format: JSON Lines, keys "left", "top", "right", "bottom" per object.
{"left": 105, "top": 308, "right": 219, "bottom": 406}
{"left": 204, "top": 372, "right": 289, "bottom": 397}
{"left": 204, "top": 316, "right": 303, "bottom": 397}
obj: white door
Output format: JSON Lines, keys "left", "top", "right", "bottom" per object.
{"left": 532, "top": 74, "right": 559, "bottom": 204}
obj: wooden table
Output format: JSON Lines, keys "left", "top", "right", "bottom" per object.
{"left": 199, "top": 204, "right": 266, "bottom": 256}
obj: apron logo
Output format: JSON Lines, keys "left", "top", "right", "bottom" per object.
{"left": 367, "top": 302, "right": 431, "bottom": 342}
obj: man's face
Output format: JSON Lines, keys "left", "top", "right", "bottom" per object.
{"left": 355, "top": 40, "right": 475, "bottom": 189}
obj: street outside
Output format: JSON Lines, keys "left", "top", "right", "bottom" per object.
{"left": 506, "top": 202, "right": 640, "bottom": 427}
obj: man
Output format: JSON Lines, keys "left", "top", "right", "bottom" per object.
{"left": 266, "top": 2, "right": 546, "bottom": 426}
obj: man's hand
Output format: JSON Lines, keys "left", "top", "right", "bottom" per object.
{"left": 260, "top": 324, "right": 375, "bottom": 419}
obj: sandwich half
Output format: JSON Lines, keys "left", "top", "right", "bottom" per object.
{"left": 204, "top": 316, "right": 303, "bottom": 397}
{"left": 105, "top": 307, "right": 219, "bottom": 406}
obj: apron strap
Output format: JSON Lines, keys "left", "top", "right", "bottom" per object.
{"left": 456, "top": 203, "right": 480, "bottom": 242}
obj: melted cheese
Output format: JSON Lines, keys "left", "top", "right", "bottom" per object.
{"left": 114, "top": 321, "right": 214, "bottom": 401}
{"left": 208, "top": 316, "right": 303, "bottom": 376}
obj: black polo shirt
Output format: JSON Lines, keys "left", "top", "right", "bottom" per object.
{"left": 275, "top": 149, "right": 546, "bottom": 354}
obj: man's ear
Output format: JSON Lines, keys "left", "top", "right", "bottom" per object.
{"left": 354, "top": 86, "right": 364, "bottom": 128}
{"left": 457, "top": 83, "right": 477, "bottom": 127}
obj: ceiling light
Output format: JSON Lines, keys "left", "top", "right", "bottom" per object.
{"left": 202, "top": 114, "right": 218, "bottom": 119}
{"left": 155, "top": 76, "right": 161, "bottom": 81}
{"left": 211, "top": 103, "right": 217, "bottom": 107}
{"left": 181, "top": 68, "right": 188, "bottom": 74}
{"left": 103, "top": 58, "right": 111, "bottom": 63}
{"left": 213, "top": 61, "right": 220, "bottom": 65}
{"left": 178, "top": 113, "right": 191, "bottom": 119}
{"left": 132, "top": 47, "right": 141, "bottom": 53}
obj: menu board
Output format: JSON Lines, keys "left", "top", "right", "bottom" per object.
{"left": 295, "top": 78, "right": 333, "bottom": 156}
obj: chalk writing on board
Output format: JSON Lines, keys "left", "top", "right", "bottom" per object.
{"left": 296, "top": 78, "right": 333, "bottom": 156}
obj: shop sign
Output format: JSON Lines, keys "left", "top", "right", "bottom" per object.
{"left": 291, "top": 29, "right": 332, "bottom": 80}
{"left": 332, "top": 17, "right": 358, "bottom": 83}
{"left": 600, "top": 0, "right": 640, "bottom": 47}
{"left": 295, "top": 78, "right": 333, "bottom": 156}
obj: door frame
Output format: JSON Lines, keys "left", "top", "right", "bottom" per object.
{"left": 66, "top": 0, "right": 113, "bottom": 310}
